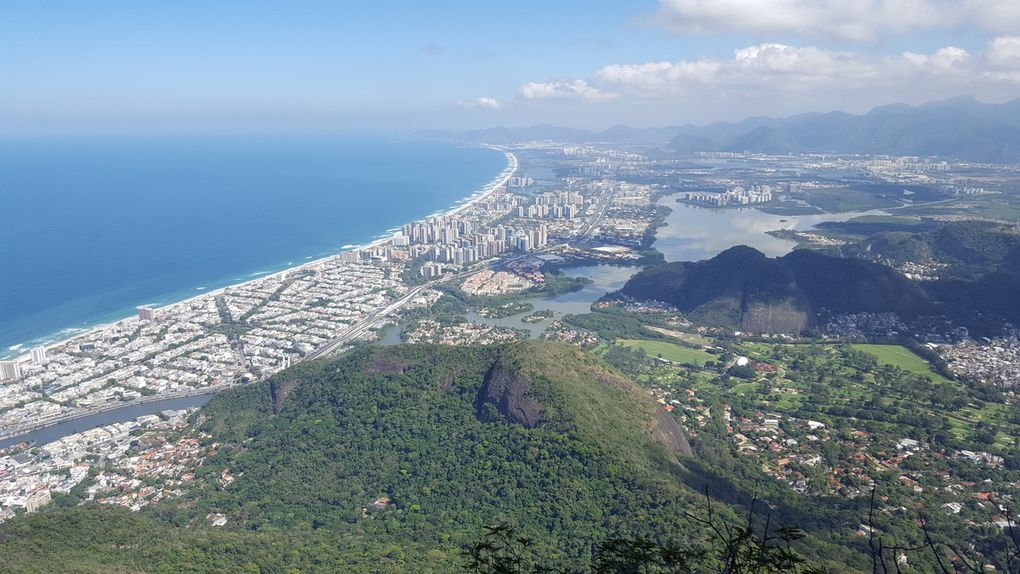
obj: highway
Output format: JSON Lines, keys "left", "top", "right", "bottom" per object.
{"left": 301, "top": 265, "right": 487, "bottom": 362}
{"left": 573, "top": 183, "right": 617, "bottom": 243}
{"left": 301, "top": 282, "right": 433, "bottom": 361}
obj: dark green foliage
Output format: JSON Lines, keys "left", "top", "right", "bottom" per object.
{"left": 928, "top": 271, "right": 1020, "bottom": 333}
{"left": 465, "top": 511, "right": 825, "bottom": 574}
{"left": 0, "top": 504, "right": 436, "bottom": 573}
{"left": 727, "top": 365, "right": 757, "bottom": 379}
{"left": 814, "top": 217, "right": 937, "bottom": 237}
{"left": 621, "top": 246, "right": 932, "bottom": 333}
{"left": 845, "top": 220, "right": 1020, "bottom": 279}
{"left": 561, "top": 312, "right": 663, "bottom": 341}
{"left": 0, "top": 342, "right": 708, "bottom": 573}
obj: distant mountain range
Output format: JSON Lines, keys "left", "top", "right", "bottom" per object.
{"left": 420, "top": 96, "right": 1020, "bottom": 162}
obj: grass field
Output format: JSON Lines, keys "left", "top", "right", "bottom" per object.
{"left": 851, "top": 344, "right": 953, "bottom": 384}
{"left": 642, "top": 326, "right": 713, "bottom": 346}
{"left": 730, "top": 382, "right": 756, "bottom": 395}
{"left": 617, "top": 339, "right": 715, "bottom": 365}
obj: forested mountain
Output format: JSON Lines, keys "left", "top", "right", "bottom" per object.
{"left": 0, "top": 343, "right": 773, "bottom": 573}
{"left": 621, "top": 246, "right": 934, "bottom": 334}
{"left": 840, "top": 220, "right": 1020, "bottom": 279}
{"left": 1, "top": 341, "right": 993, "bottom": 571}
{"left": 621, "top": 242, "right": 1020, "bottom": 336}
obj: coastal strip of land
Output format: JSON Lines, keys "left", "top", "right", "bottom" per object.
{"left": 0, "top": 149, "right": 518, "bottom": 440}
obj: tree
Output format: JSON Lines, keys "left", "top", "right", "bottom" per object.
{"left": 465, "top": 493, "right": 825, "bottom": 574}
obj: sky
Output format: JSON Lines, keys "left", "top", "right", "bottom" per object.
{"left": 2, "top": 0, "right": 1020, "bottom": 134}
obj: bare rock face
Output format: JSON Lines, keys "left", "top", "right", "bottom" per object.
{"left": 362, "top": 356, "right": 412, "bottom": 377}
{"left": 650, "top": 408, "right": 693, "bottom": 457}
{"left": 270, "top": 379, "right": 301, "bottom": 413}
{"left": 477, "top": 365, "right": 543, "bottom": 428}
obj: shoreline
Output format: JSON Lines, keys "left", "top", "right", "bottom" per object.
{"left": 4, "top": 147, "right": 517, "bottom": 363}
{"left": 0, "top": 147, "right": 516, "bottom": 441}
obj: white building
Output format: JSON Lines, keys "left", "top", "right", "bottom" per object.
{"left": 0, "top": 360, "right": 23, "bottom": 382}
{"left": 25, "top": 488, "right": 51, "bottom": 513}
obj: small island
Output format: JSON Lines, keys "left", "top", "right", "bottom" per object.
{"left": 521, "top": 309, "right": 556, "bottom": 323}
{"left": 476, "top": 302, "right": 533, "bottom": 319}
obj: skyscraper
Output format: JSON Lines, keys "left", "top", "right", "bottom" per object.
{"left": 0, "top": 360, "right": 23, "bottom": 382}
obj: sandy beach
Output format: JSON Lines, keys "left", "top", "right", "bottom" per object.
{"left": 9, "top": 147, "right": 517, "bottom": 363}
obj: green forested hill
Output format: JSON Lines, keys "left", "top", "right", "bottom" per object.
{"left": 0, "top": 342, "right": 767, "bottom": 573}
{"left": 0, "top": 341, "right": 1009, "bottom": 572}
{"left": 843, "top": 220, "right": 1020, "bottom": 278}
{"left": 620, "top": 246, "right": 933, "bottom": 333}
{"left": 189, "top": 342, "right": 698, "bottom": 556}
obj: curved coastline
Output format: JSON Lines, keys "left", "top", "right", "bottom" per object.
{"left": 0, "top": 147, "right": 516, "bottom": 442}
{"left": 4, "top": 146, "right": 516, "bottom": 363}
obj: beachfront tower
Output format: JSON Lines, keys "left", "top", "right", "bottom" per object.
{"left": 0, "top": 360, "right": 23, "bottom": 382}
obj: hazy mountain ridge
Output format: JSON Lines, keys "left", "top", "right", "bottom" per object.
{"left": 680, "top": 96, "right": 1020, "bottom": 162}
{"left": 417, "top": 96, "right": 1020, "bottom": 161}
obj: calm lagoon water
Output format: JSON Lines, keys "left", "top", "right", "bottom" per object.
{"left": 0, "top": 394, "right": 214, "bottom": 449}
{"left": 378, "top": 199, "right": 884, "bottom": 342}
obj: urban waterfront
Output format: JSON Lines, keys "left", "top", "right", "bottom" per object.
{"left": 0, "top": 137, "right": 507, "bottom": 356}
{"left": 0, "top": 394, "right": 212, "bottom": 449}
{"left": 381, "top": 200, "right": 882, "bottom": 343}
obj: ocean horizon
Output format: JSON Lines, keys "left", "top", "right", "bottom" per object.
{"left": 0, "top": 135, "right": 507, "bottom": 358}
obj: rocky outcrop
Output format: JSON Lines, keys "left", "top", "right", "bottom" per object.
{"left": 362, "top": 356, "right": 411, "bottom": 376}
{"left": 477, "top": 364, "right": 543, "bottom": 428}
{"left": 622, "top": 245, "right": 934, "bottom": 334}
{"left": 650, "top": 409, "right": 693, "bottom": 456}
{"left": 270, "top": 379, "right": 301, "bottom": 413}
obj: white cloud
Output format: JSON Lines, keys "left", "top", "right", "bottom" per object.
{"left": 458, "top": 97, "right": 501, "bottom": 109}
{"left": 651, "top": 0, "right": 1020, "bottom": 41}
{"left": 965, "top": 1, "right": 1020, "bottom": 34}
{"left": 521, "top": 38, "right": 1020, "bottom": 111}
{"left": 898, "top": 46, "right": 971, "bottom": 75}
{"left": 984, "top": 36, "right": 1020, "bottom": 81}
{"left": 986, "top": 36, "right": 1020, "bottom": 67}
{"left": 420, "top": 43, "right": 445, "bottom": 56}
{"left": 517, "top": 79, "right": 617, "bottom": 101}
{"left": 594, "top": 43, "right": 877, "bottom": 93}
{"left": 592, "top": 40, "right": 1020, "bottom": 94}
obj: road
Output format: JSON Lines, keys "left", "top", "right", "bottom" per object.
{"left": 301, "top": 266, "right": 487, "bottom": 362}
{"left": 573, "top": 184, "right": 617, "bottom": 243}
{"left": 301, "top": 283, "right": 433, "bottom": 361}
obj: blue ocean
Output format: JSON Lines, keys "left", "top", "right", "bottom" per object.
{"left": 0, "top": 136, "right": 507, "bottom": 357}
